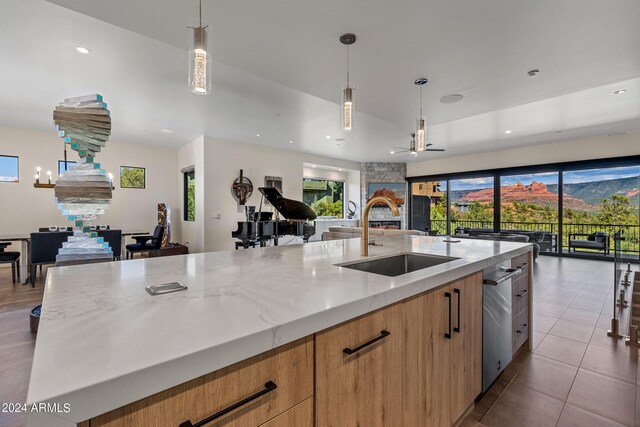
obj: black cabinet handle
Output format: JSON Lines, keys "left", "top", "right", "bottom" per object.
{"left": 453, "top": 288, "right": 461, "bottom": 333}
{"left": 516, "top": 289, "right": 529, "bottom": 298}
{"left": 445, "top": 292, "right": 452, "bottom": 339}
{"left": 179, "top": 381, "right": 277, "bottom": 427}
{"left": 516, "top": 323, "right": 528, "bottom": 335}
{"left": 343, "top": 330, "right": 390, "bottom": 355}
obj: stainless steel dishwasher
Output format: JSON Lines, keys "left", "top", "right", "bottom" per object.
{"left": 482, "top": 260, "right": 522, "bottom": 392}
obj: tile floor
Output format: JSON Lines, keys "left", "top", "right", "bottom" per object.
{"left": 0, "top": 257, "right": 638, "bottom": 427}
{"left": 463, "top": 255, "right": 639, "bottom": 427}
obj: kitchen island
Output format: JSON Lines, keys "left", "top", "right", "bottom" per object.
{"left": 27, "top": 235, "right": 533, "bottom": 426}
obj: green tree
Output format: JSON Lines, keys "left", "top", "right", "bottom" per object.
{"left": 596, "top": 195, "right": 636, "bottom": 225}
{"left": 186, "top": 176, "right": 196, "bottom": 221}
{"left": 311, "top": 199, "right": 343, "bottom": 217}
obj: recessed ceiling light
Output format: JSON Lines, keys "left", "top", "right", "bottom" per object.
{"left": 614, "top": 90, "right": 627, "bottom": 95}
{"left": 256, "top": 134, "right": 261, "bottom": 137}
{"left": 390, "top": 151, "right": 395, "bottom": 154}
{"left": 440, "top": 94, "right": 464, "bottom": 104}
{"left": 312, "top": 164, "right": 317, "bottom": 168}
{"left": 339, "top": 168, "right": 343, "bottom": 172}
{"left": 325, "top": 135, "right": 331, "bottom": 139}
{"left": 76, "top": 46, "right": 90, "bottom": 54}
{"left": 289, "top": 140, "right": 293, "bottom": 144}
{"left": 160, "top": 129, "right": 173, "bottom": 134}
{"left": 505, "top": 130, "right": 512, "bottom": 134}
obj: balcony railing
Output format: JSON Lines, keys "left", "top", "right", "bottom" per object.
{"left": 429, "top": 219, "right": 639, "bottom": 256}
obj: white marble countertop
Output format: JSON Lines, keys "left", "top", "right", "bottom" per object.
{"left": 27, "top": 235, "right": 531, "bottom": 426}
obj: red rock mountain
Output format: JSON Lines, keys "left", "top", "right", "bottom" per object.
{"left": 626, "top": 189, "right": 640, "bottom": 199}
{"left": 460, "top": 181, "right": 593, "bottom": 211}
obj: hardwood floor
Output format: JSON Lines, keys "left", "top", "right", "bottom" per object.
{"left": 0, "top": 265, "right": 45, "bottom": 427}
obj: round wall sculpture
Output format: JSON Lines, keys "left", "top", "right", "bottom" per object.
{"left": 53, "top": 94, "right": 114, "bottom": 265}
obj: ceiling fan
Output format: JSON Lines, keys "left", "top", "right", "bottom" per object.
{"left": 390, "top": 133, "right": 445, "bottom": 156}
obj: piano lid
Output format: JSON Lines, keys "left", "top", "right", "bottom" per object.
{"left": 259, "top": 187, "right": 317, "bottom": 221}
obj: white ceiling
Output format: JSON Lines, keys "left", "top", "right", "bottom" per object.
{"left": 1, "top": 0, "right": 639, "bottom": 162}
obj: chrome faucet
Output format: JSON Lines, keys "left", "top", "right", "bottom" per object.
{"left": 361, "top": 196, "right": 400, "bottom": 256}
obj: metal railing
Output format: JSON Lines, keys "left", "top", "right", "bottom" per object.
{"left": 429, "top": 219, "right": 639, "bottom": 256}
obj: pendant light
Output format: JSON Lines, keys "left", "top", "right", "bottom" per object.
{"left": 189, "top": 0, "right": 211, "bottom": 95}
{"left": 414, "top": 78, "right": 428, "bottom": 151}
{"left": 340, "top": 33, "right": 356, "bottom": 131}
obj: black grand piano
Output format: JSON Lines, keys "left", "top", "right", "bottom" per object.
{"left": 232, "top": 187, "right": 317, "bottom": 249}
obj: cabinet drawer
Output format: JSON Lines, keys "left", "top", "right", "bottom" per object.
{"left": 515, "top": 280, "right": 529, "bottom": 315}
{"left": 259, "top": 398, "right": 313, "bottom": 427}
{"left": 90, "top": 337, "right": 314, "bottom": 427}
{"left": 316, "top": 302, "right": 404, "bottom": 427}
{"left": 511, "top": 254, "right": 530, "bottom": 281}
{"left": 513, "top": 308, "right": 529, "bottom": 353}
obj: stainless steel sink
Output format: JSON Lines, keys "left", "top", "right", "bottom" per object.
{"left": 337, "top": 253, "right": 458, "bottom": 277}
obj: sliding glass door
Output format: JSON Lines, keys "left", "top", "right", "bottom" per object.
{"left": 407, "top": 156, "right": 639, "bottom": 261}
{"left": 449, "top": 177, "right": 494, "bottom": 234}
{"left": 410, "top": 180, "right": 447, "bottom": 234}
{"left": 562, "top": 166, "right": 640, "bottom": 258}
{"left": 499, "top": 172, "right": 559, "bottom": 253}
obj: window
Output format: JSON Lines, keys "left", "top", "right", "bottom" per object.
{"left": 120, "top": 166, "right": 146, "bottom": 189}
{"left": 58, "top": 160, "right": 77, "bottom": 175}
{"left": 562, "top": 166, "right": 639, "bottom": 256}
{"left": 408, "top": 156, "right": 640, "bottom": 260}
{"left": 184, "top": 170, "right": 195, "bottom": 221}
{"left": 0, "top": 155, "right": 19, "bottom": 183}
{"left": 500, "top": 172, "right": 559, "bottom": 253}
{"left": 449, "top": 176, "right": 494, "bottom": 233}
{"left": 410, "top": 180, "right": 447, "bottom": 234}
{"left": 303, "top": 178, "right": 344, "bottom": 218}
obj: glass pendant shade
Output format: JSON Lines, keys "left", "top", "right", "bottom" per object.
{"left": 416, "top": 118, "right": 426, "bottom": 151}
{"left": 189, "top": 26, "right": 211, "bottom": 95}
{"left": 342, "top": 86, "right": 354, "bottom": 131}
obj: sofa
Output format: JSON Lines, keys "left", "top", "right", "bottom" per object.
{"left": 568, "top": 232, "right": 610, "bottom": 255}
{"left": 454, "top": 227, "right": 540, "bottom": 259}
{"left": 322, "top": 226, "right": 425, "bottom": 241}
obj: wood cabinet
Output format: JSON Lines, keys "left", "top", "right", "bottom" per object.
{"left": 315, "top": 301, "right": 404, "bottom": 427}
{"left": 90, "top": 337, "right": 313, "bottom": 427}
{"left": 259, "top": 398, "right": 313, "bottom": 427}
{"left": 404, "top": 272, "right": 483, "bottom": 426}
{"left": 450, "top": 272, "right": 483, "bottom": 421}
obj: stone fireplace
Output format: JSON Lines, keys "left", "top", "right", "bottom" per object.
{"left": 360, "top": 162, "right": 407, "bottom": 229}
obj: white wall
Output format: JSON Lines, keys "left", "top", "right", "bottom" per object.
{"left": 177, "top": 136, "right": 205, "bottom": 253}
{"left": 202, "top": 137, "right": 361, "bottom": 252}
{"left": 0, "top": 125, "right": 179, "bottom": 249}
{"left": 407, "top": 133, "right": 640, "bottom": 177}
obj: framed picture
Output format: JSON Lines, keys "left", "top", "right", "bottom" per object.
{"left": 265, "top": 176, "right": 283, "bottom": 193}
{"left": 264, "top": 176, "right": 283, "bottom": 205}
{"left": 0, "top": 155, "right": 19, "bottom": 183}
{"left": 58, "top": 160, "right": 77, "bottom": 175}
{"left": 120, "top": 166, "right": 146, "bottom": 189}
{"left": 367, "top": 182, "right": 406, "bottom": 206}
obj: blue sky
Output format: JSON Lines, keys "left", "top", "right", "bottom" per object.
{"left": 0, "top": 155, "right": 18, "bottom": 182}
{"left": 447, "top": 166, "right": 639, "bottom": 191}
{"left": 563, "top": 166, "right": 640, "bottom": 184}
